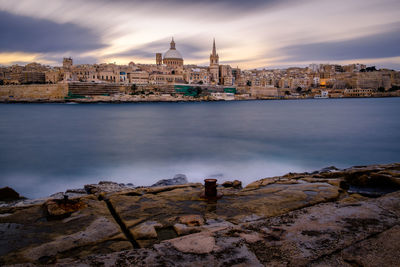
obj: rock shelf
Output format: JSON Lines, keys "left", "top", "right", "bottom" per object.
{"left": 1, "top": 163, "right": 400, "bottom": 266}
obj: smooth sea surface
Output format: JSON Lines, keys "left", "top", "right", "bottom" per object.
{"left": 1, "top": 98, "right": 400, "bottom": 198}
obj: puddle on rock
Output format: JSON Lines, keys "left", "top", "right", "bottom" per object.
{"left": 348, "top": 185, "right": 399, "bottom": 198}
{"left": 156, "top": 226, "right": 178, "bottom": 241}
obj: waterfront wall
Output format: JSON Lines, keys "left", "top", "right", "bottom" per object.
{"left": 0, "top": 84, "right": 68, "bottom": 101}
{"left": 250, "top": 86, "right": 278, "bottom": 98}
{"left": 68, "top": 82, "right": 129, "bottom": 96}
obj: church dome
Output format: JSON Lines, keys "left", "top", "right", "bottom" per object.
{"left": 163, "top": 37, "right": 183, "bottom": 60}
{"left": 164, "top": 49, "right": 183, "bottom": 60}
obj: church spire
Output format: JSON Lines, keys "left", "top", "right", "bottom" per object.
{"left": 170, "top": 37, "right": 176, "bottom": 50}
{"left": 212, "top": 38, "right": 217, "bottom": 56}
{"left": 210, "top": 38, "right": 219, "bottom": 66}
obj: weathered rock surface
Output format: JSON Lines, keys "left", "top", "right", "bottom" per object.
{"left": 178, "top": 214, "right": 205, "bottom": 226}
{"left": 52, "top": 190, "right": 400, "bottom": 267}
{"left": 1, "top": 163, "right": 400, "bottom": 266}
{"left": 169, "top": 231, "right": 216, "bottom": 254}
{"left": 0, "top": 187, "right": 22, "bottom": 201}
{"left": 313, "top": 225, "right": 400, "bottom": 266}
{"left": 316, "top": 165, "right": 339, "bottom": 173}
{"left": 151, "top": 174, "right": 188, "bottom": 187}
{"left": 222, "top": 180, "right": 242, "bottom": 189}
{"left": 44, "top": 197, "right": 86, "bottom": 219}
{"left": 23, "top": 216, "right": 122, "bottom": 262}
{"left": 0, "top": 195, "right": 130, "bottom": 265}
{"left": 131, "top": 221, "right": 162, "bottom": 240}
{"left": 173, "top": 223, "right": 199, "bottom": 236}
{"left": 241, "top": 191, "right": 400, "bottom": 266}
{"left": 84, "top": 181, "right": 134, "bottom": 194}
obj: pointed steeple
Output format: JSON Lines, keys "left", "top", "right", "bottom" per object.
{"left": 212, "top": 38, "right": 217, "bottom": 56}
{"left": 210, "top": 38, "right": 219, "bottom": 66}
{"left": 170, "top": 37, "right": 176, "bottom": 50}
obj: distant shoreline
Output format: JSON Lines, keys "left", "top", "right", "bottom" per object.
{"left": 1, "top": 95, "right": 399, "bottom": 104}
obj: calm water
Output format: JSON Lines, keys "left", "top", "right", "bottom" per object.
{"left": 1, "top": 98, "right": 399, "bottom": 198}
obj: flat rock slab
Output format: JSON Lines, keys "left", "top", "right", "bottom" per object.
{"left": 169, "top": 231, "right": 216, "bottom": 254}
{"left": 57, "top": 234, "right": 263, "bottom": 267}
{"left": 108, "top": 182, "right": 339, "bottom": 239}
{"left": 0, "top": 195, "right": 129, "bottom": 265}
{"left": 225, "top": 182, "right": 339, "bottom": 222}
{"left": 241, "top": 191, "right": 400, "bottom": 266}
{"left": 55, "top": 191, "right": 400, "bottom": 267}
{"left": 313, "top": 225, "right": 400, "bottom": 266}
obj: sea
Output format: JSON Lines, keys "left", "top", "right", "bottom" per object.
{"left": 1, "top": 98, "right": 399, "bottom": 198}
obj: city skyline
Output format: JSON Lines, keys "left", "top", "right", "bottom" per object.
{"left": 0, "top": 0, "right": 399, "bottom": 69}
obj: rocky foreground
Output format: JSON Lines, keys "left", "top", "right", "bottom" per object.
{"left": 1, "top": 163, "right": 400, "bottom": 266}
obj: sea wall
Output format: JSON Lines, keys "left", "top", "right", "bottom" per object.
{"left": 67, "top": 82, "right": 129, "bottom": 96}
{"left": 0, "top": 84, "right": 68, "bottom": 101}
{"left": 250, "top": 86, "right": 279, "bottom": 98}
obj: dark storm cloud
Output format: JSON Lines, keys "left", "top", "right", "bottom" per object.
{"left": 281, "top": 25, "right": 400, "bottom": 62}
{"left": 0, "top": 11, "right": 105, "bottom": 53}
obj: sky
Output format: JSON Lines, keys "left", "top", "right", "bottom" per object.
{"left": 0, "top": 0, "right": 399, "bottom": 69}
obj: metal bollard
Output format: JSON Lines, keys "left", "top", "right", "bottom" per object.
{"left": 204, "top": 179, "right": 217, "bottom": 199}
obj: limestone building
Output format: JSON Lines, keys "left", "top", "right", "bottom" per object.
{"left": 63, "top": 57, "right": 73, "bottom": 69}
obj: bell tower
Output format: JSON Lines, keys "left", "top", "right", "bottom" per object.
{"left": 156, "top": 53, "right": 162, "bottom": 65}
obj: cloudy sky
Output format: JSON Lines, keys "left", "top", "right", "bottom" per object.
{"left": 0, "top": 0, "right": 399, "bottom": 69}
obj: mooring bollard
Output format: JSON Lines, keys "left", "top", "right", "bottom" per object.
{"left": 204, "top": 179, "right": 217, "bottom": 199}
